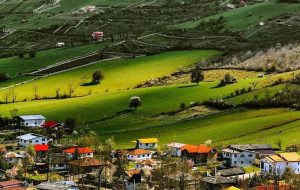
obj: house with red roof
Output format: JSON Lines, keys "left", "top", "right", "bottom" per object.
{"left": 180, "top": 144, "right": 216, "bottom": 164}
{"left": 42, "top": 121, "right": 62, "bottom": 129}
{"left": 125, "top": 149, "right": 153, "bottom": 161}
{"left": 63, "top": 147, "right": 94, "bottom": 159}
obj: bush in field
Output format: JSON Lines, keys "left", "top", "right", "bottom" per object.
{"left": 219, "top": 73, "right": 237, "bottom": 86}
{"left": 0, "top": 72, "right": 10, "bottom": 81}
{"left": 129, "top": 96, "right": 142, "bottom": 110}
{"left": 92, "top": 70, "right": 104, "bottom": 84}
{"left": 29, "top": 51, "right": 36, "bottom": 58}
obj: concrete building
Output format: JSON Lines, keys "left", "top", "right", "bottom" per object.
{"left": 17, "top": 115, "right": 46, "bottom": 128}
{"left": 17, "top": 133, "right": 50, "bottom": 147}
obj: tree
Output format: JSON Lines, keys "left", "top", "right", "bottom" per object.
{"left": 129, "top": 96, "right": 142, "bottom": 110}
{"left": 92, "top": 70, "right": 104, "bottom": 84}
{"left": 190, "top": 67, "right": 204, "bottom": 85}
{"left": 18, "top": 51, "right": 24, "bottom": 59}
{"left": 29, "top": 51, "right": 36, "bottom": 58}
{"left": 0, "top": 72, "right": 10, "bottom": 81}
{"left": 180, "top": 102, "right": 186, "bottom": 110}
{"left": 65, "top": 118, "right": 76, "bottom": 133}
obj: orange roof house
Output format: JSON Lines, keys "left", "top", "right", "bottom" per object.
{"left": 180, "top": 144, "right": 212, "bottom": 154}
{"left": 180, "top": 144, "right": 215, "bottom": 165}
{"left": 34, "top": 144, "right": 49, "bottom": 152}
{"left": 0, "top": 179, "right": 25, "bottom": 190}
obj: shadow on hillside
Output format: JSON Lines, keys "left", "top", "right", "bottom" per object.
{"left": 81, "top": 81, "right": 100, "bottom": 86}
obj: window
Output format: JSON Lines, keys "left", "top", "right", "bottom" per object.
{"left": 241, "top": 161, "right": 244, "bottom": 164}
{"left": 249, "top": 154, "right": 253, "bottom": 157}
{"left": 234, "top": 154, "right": 237, "bottom": 158}
{"left": 146, "top": 143, "right": 148, "bottom": 146}
{"left": 240, "top": 154, "right": 245, "bottom": 158}
{"left": 249, "top": 161, "right": 251, "bottom": 163}
{"left": 29, "top": 140, "right": 32, "bottom": 143}
{"left": 234, "top": 161, "right": 237, "bottom": 164}
{"left": 42, "top": 138, "right": 45, "bottom": 141}
{"left": 26, "top": 123, "right": 28, "bottom": 126}
{"left": 36, "top": 140, "right": 38, "bottom": 143}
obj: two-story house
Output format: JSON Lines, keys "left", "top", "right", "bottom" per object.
{"left": 135, "top": 138, "right": 158, "bottom": 150}
{"left": 17, "top": 133, "right": 50, "bottom": 147}
{"left": 222, "top": 144, "right": 275, "bottom": 167}
{"left": 166, "top": 142, "right": 186, "bottom": 156}
{"left": 126, "top": 149, "right": 152, "bottom": 161}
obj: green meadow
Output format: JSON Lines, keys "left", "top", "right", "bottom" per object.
{"left": 0, "top": 43, "right": 106, "bottom": 77}
{"left": 0, "top": 50, "right": 220, "bottom": 100}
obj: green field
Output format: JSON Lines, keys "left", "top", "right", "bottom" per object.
{"left": 175, "top": 0, "right": 300, "bottom": 31}
{"left": 105, "top": 108, "right": 300, "bottom": 148}
{"left": 0, "top": 43, "right": 106, "bottom": 77}
{"left": 0, "top": 50, "right": 220, "bottom": 100}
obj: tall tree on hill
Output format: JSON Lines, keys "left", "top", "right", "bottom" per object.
{"left": 92, "top": 70, "right": 104, "bottom": 84}
{"left": 191, "top": 67, "right": 204, "bottom": 85}
{"left": 129, "top": 96, "right": 142, "bottom": 110}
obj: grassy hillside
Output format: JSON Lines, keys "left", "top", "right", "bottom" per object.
{"left": 0, "top": 43, "right": 106, "bottom": 77}
{"left": 105, "top": 108, "right": 300, "bottom": 148}
{"left": 0, "top": 50, "right": 220, "bottom": 100}
{"left": 175, "top": 0, "right": 300, "bottom": 31}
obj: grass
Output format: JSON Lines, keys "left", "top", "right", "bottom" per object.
{"left": 0, "top": 42, "right": 106, "bottom": 77}
{"left": 175, "top": 0, "right": 300, "bottom": 31}
{"left": 104, "top": 108, "right": 300, "bottom": 148}
{"left": 0, "top": 50, "right": 220, "bottom": 100}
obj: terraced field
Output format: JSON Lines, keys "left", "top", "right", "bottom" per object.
{"left": 175, "top": 0, "right": 300, "bottom": 31}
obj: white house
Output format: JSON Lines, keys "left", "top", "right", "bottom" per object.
{"left": 222, "top": 144, "right": 275, "bottom": 167}
{"left": 63, "top": 147, "right": 94, "bottom": 159}
{"left": 17, "top": 115, "right": 46, "bottom": 128}
{"left": 4, "top": 152, "right": 24, "bottom": 163}
{"left": 17, "top": 133, "right": 50, "bottom": 147}
{"left": 222, "top": 148, "right": 256, "bottom": 167}
{"left": 261, "top": 152, "right": 300, "bottom": 175}
{"left": 135, "top": 138, "right": 158, "bottom": 150}
{"left": 56, "top": 42, "right": 65, "bottom": 47}
{"left": 126, "top": 149, "right": 152, "bottom": 161}
{"left": 166, "top": 142, "right": 185, "bottom": 156}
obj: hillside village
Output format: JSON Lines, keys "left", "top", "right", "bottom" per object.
{"left": 0, "top": 116, "right": 300, "bottom": 189}
{"left": 0, "top": 0, "right": 300, "bottom": 189}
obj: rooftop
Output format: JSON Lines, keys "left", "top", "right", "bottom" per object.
{"left": 136, "top": 138, "right": 159, "bottom": 144}
{"left": 229, "top": 144, "right": 273, "bottom": 151}
{"left": 201, "top": 176, "right": 236, "bottom": 184}
{"left": 127, "top": 149, "right": 151, "bottom": 155}
{"left": 69, "top": 157, "right": 103, "bottom": 167}
{"left": 180, "top": 144, "right": 212, "bottom": 154}
{"left": 0, "top": 179, "right": 23, "bottom": 187}
{"left": 34, "top": 144, "right": 49, "bottom": 152}
{"left": 42, "top": 121, "right": 61, "bottom": 128}
{"left": 63, "top": 147, "right": 93, "bottom": 154}
{"left": 166, "top": 142, "right": 186, "bottom": 148}
{"left": 279, "top": 152, "right": 300, "bottom": 162}
{"left": 17, "top": 133, "right": 47, "bottom": 140}
{"left": 18, "top": 115, "right": 46, "bottom": 120}
{"left": 266, "top": 155, "right": 284, "bottom": 163}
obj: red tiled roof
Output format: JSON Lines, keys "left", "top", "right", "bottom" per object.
{"left": 180, "top": 144, "right": 212, "bottom": 154}
{"left": 63, "top": 147, "right": 93, "bottom": 154}
{"left": 127, "top": 149, "right": 150, "bottom": 155}
{"left": 42, "top": 121, "right": 59, "bottom": 128}
{"left": 125, "top": 169, "right": 141, "bottom": 177}
{"left": 34, "top": 144, "right": 49, "bottom": 152}
{"left": 0, "top": 179, "right": 22, "bottom": 187}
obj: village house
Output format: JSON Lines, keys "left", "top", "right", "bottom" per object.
{"left": 3, "top": 152, "right": 24, "bottom": 163}
{"left": 222, "top": 144, "right": 275, "bottom": 167}
{"left": 125, "top": 169, "right": 142, "bottom": 190}
{"left": 48, "top": 153, "right": 70, "bottom": 171}
{"left": 180, "top": 144, "right": 215, "bottom": 165}
{"left": 42, "top": 120, "right": 63, "bottom": 130}
{"left": 36, "top": 181, "right": 78, "bottom": 190}
{"left": 261, "top": 152, "right": 300, "bottom": 175}
{"left": 135, "top": 159, "right": 157, "bottom": 169}
{"left": 0, "top": 179, "right": 26, "bottom": 190}
{"left": 16, "top": 115, "right": 46, "bottom": 128}
{"left": 69, "top": 157, "right": 104, "bottom": 174}
{"left": 166, "top": 142, "right": 185, "bottom": 156}
{"left": 135, "top": 138, "right": 158, "bottom": 150}
{"left": 63, "top": 147, "right": 93, "bottom": 159}
{"left": 126, "top": 149, "right": 153, "bottom": 161}
{"left": 34, "top": 144, "right": 49, "bottom": 159}
{"left": 17, "top": 133, "right": 50, "bottom": 147}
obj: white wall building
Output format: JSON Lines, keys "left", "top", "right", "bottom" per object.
{"left": 17, "top": 133, "right": 50, "bottom": 147}
{"left": 135, "top": 138, "right": 158, "bottom": 150}
{"left": 4, "top": 152, "right": 24, "bottom": 163}
{"left": 222, "top": 148, "right": 256, "bottom": 167}
{"left": 17, "top": 115, "right": 46, "bottom": 128}
{"left": 126, "top": 149, "right": 152, "bottom": 161}
{"left": 261, "top": 152, "right": 300, "bottom": 175}
{"left": 166, "top": 142, "right": 185, "bottom": 156}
